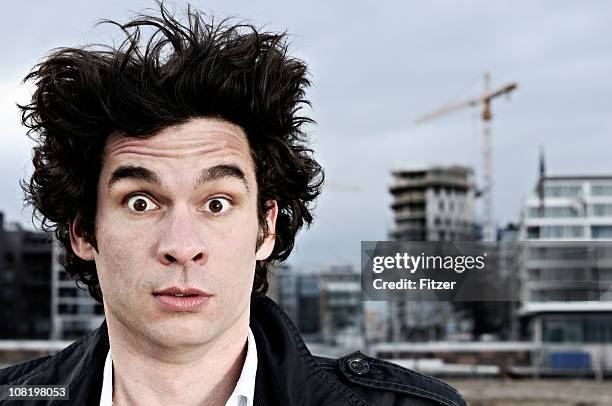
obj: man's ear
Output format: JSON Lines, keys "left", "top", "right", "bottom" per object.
{"left": 255, "top": 200, "right": 278, "bottom": 261}
{"left": 69, "top": 218, "right": 96, "bottom": 261}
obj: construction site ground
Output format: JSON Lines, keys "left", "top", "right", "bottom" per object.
{"left": 447, "top": 378, "right": 612, "bottom": 406}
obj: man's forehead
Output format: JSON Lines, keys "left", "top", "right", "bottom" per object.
{"left": 103, "top": 117, "right": 251, "bottom": 160}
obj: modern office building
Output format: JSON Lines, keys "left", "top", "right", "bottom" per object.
{"left": 51, "top": 239, "right": 104, "bottom": 340}
{"left": 319, "top": 267, "right": 362, "bottom": 346}
{"left": 276, "top": 265, "right": 362, "bottom": 346}
{"left": 0, "top": 212, "right": 52, "bottom": 339}
{"left": 518, "top": 174, "right": 612, "bottom": 344}
{"left": 387, "top": 166, "right": 479, "bottom": 341}
{"left": 0, "top": 212, "right": 105, "bottom": 341}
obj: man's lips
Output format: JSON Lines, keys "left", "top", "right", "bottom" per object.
{"left": 152, "top": 287, "right": 212, "bottom": 312}
{"left": 152, "top": 287, "right": 212, "bottom": 297}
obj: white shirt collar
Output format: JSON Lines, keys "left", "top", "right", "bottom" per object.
{"left": 226, "top": 328, "right": 258, "bottom": 406}
{"left": 99, "top": 328, "right": 258, "bottom": 406}
{"left": 99, "top": 340, "right": 113, "bottom": 406}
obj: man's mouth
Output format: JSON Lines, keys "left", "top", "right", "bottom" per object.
{"left": 153, "top": 287, "right": 211, "bottom": 296}
{"left": 152, "top": 287, "right": 212, "bottom": 312}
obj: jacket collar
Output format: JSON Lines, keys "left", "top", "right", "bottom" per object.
{"left": 250, "top": 295, "right": 367, "bottom": 406}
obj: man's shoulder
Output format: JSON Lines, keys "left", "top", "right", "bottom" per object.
{"left": 0, "top": 327, "right": 108, "bottom": 405}
{"left": 0, "top": 335, "right": 87, "bottom": 386}
{"left": 0, "top": 325, "right": 107, "bottom": 387}
{"left": 315, "top": 351, "right": 466, "bottom": 406}
{"left": 0, "top": 355, "right": 54, "bottom": 385}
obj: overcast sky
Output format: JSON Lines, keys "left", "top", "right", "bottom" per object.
{"left": 1, "top": 1, "right": 610, "bottom": 268}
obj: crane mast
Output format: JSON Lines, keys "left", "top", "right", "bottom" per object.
{"left": 416, "top": 73, "right": 517, "bottom": 241}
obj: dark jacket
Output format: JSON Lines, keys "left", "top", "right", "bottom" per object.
{"left": 0, "top": 296, "right": 466, "bottom": 406}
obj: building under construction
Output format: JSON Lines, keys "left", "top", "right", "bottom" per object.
{"left": 389, "top": 165, "right": 479, "bottom": 242}
{"left": 387, "top": 165, "right": 480, "bottom": 341}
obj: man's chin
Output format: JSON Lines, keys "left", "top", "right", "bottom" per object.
{"left": 143, "top": 325, "right": 217, "bottom": 350}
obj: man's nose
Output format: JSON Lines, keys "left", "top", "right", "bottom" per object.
{"left": 157, "top": 208, "right": 208, "bottom": 266}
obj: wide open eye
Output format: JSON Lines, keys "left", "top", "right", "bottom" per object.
{"left": 126, "top": 195, "right": 159, "bottom": 213}
{"left": 203, "top": 197, "right": 232, "bottom": 214}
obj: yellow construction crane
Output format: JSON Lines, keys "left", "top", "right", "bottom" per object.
{"left": 415, "top": 73, "right": 517, "bottom": 241}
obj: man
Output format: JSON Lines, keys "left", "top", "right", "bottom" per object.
{"left": 1, "top": 4, "right": 466, "bottom": 406}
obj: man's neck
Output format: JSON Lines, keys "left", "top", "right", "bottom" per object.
{"left": 106, "top": 312, "right": 249, "bottom": 406}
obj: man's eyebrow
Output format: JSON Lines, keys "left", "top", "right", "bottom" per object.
{"left": 197, "top": 164, "right": 250, "bottom": 192}
{"left": 108, "top": 165, "right": 161, "bottom": 189}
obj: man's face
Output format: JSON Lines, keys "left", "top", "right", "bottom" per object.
{"left": 71, "top": 117, "right": 276, "bottom": 349}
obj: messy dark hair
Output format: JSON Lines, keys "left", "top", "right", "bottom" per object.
{"left": 20, "top": 3, "right": 323, "bottom": 303}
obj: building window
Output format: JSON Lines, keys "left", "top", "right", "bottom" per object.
{"left": 592, "top": 184, "right": 612, "bottom": 196}
{"left": 59, "top": 304, "right": 77, "bottom": 313}
{"left": 531, "top": 289, "right": 593, "bottom": 302}
{"left": 59, "top": 287, "right": 77, "bottom": 298}
{"left": 540, "top": 225, "right": 584, "bottom": 239}
{"left": 527, "top": 206, "right": 579, "bottom": 218}
{"left": 0, "top": 270, "right": 14, "bottom": 282}
{"left": 536, "top": 268, "right": 588, "bottom": 282}
{"left": 543, "top": 318, "right": 612, "bottom": 343}
{"left": 596, "top": 268, "right": 612, "bottom": 281}
{"left": 544, "top": 184, "right": 582, "bottom": 197}
{"left": 542, "top": 320, "right": 583, "bottom": 343}
{"left": 592, "top": 226, "right": 612, "bottom": 239}
{"left": 527, "top": 226, "right": 540, "bottom": 239}
{"left": 529, "top": 247, "right": 587, "bottom": 260}
{"left": 528, "top": 268, "right": 541, "bottom": 281}
{"left": 592, "top": 204, "right": 612, "bottom": 217}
